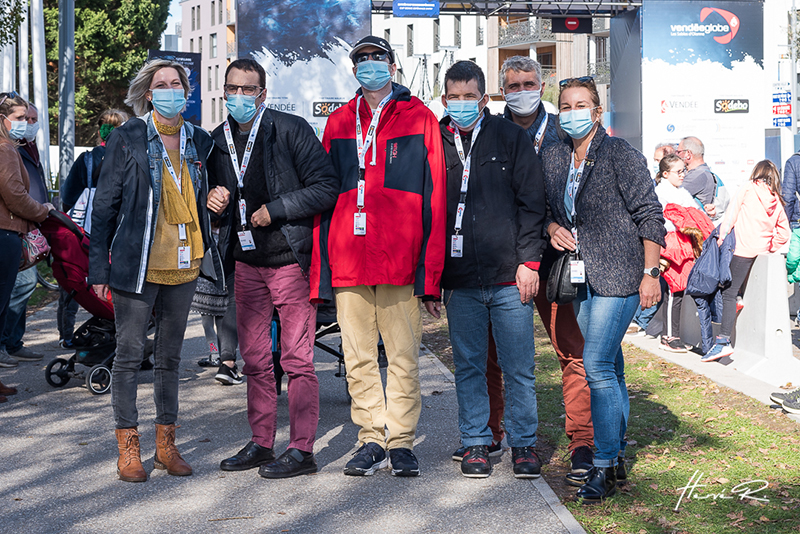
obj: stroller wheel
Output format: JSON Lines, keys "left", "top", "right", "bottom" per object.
{"left": 45, "top": 358, "right": 72, "bottom": 388}
{"left": 86, "top": 364, "right": 112, "bottom": 395}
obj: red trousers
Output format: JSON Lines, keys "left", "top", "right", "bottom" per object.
{"left": 487, "top": 290, "right": 593, "bottom": 450}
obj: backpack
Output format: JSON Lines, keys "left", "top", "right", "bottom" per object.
{"left": 67, "top": 149, "right": 103, "bottom": 234}
{"left": 710, "top": 172, "right": 730, "bottom": 223}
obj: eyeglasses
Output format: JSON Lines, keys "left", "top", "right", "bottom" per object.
{"left": 223, "top": 84, "right": 264, "bottom": 96}
{"left": 559, "top": 76, "right": 595, "bottom": 87}
{"left": 675, "top": 149, "right": 689, "bottom": 156}
{"left": 0, "top": 91, "right": 20, "bottom": 108}
{"left": 354, "top": 51, "right": 389, "bottom": 64}
{"left": 668, "top": 168, "right": 686, "bottom": 176}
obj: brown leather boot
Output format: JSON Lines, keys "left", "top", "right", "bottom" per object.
{"left": 154, "top": 423, "right": 192, "bottom": 476}
{"left": 115, "top": 428, "right": 147, "bottom": 482}
{"left": 0, "top": 381, "right": 17, "bottom": 396}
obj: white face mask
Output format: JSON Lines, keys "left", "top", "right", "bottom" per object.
{"left": 24, "top": 121, "right": 39, "bottom": 142}
{"left": 504, "top": 89, "right": 541, "bottom": 118}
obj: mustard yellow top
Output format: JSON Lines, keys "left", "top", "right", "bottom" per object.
{"left": 146, "top": 149, "right": 203, "bottom": 285}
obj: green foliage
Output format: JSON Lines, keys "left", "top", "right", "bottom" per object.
{"left": 44, "top": 0, "right": 170, "bottom": 145}
{"left": 0, "top": 0, "right": 26, "bottom": 48}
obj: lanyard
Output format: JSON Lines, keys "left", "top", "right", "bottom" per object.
{"left": 452, "top": 115, "right": 484, "bottom": 234}
{"left": 534, "top": 113, "right": 548, "bottom": 154}
{"left": 355, "top": 93, "right": 392, "bottom": 170}
{"left": 159, "top": 123, "right": 188, "bottom": 240}
{"left": 222, "top": 103, "right": 267, "bottom": 227}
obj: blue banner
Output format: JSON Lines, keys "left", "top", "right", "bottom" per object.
{"left": 393, "top": 1, "right": 439, "bottom": 18}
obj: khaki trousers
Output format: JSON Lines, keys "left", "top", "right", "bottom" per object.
{"left": 335, "top": 284, "right": 422, "bottom": 450}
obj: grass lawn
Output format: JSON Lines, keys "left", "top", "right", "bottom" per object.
{"left": 422, "top": 310, "right": 800, "bottom": 534}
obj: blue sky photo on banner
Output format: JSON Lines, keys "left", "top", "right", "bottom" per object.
{"left": 236, "top": 0, "right": 371, "bottom": 138}
{"left": 642, "top": 1, "right": 764, "bottom": 191}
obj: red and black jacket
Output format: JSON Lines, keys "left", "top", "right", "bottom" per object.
{"left": 310, "top": 84, "right": 446, "bottom": 301}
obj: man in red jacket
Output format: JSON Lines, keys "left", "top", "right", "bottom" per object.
{"left": 311, "top": 36, "right": 446, "bottom": 477}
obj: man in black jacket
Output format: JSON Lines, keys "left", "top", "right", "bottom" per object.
{"left": 206, "top": 59, "right": 339, "bottom": 479}
{"left": 427, "top": 61, "right": 546, "bottom": 479}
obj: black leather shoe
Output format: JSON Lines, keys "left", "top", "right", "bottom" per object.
{"left": 616, "top": 455, "right": 627, "bottom": 484}
{"left": 577, "top": 466, "right": 617, "bottom": 503}
{"left": 220, "top": 441, "right": 275, "bottom": 471}
{"left": 258, "top": 448, "right": 317, "bottom": 479}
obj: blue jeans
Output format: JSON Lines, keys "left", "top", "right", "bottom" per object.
{"left": 1, "top": 266, "right": 37, "bottom": 352}
{"left": 573, "top": 284, "right": 639, "bottom": 467}
{"left": 444, "top": 285, "right": 538, "bottom": 448}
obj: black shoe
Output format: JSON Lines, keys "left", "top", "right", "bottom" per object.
{"left": 565, "top": 445, "right": 594, "bottom": 487}
{"left": 215, "top": 363, "right": 243, "bottom": 385}
{"left": 344, "top": 442, "right": 388, "bottom": 476}
{"left": 389, "top": 448, "right": 420, "bottom": 477}
{"left": 258, "top": 448, "right": 317, "bottom": 479}
{"left": 460, "top": 445, "right": 492, "bottom": 478}
{"left": 511, "top": 447, "right": 542, "bottom": 478}
{"left": 452, "top": 438, "right": 503, "bottom": 461}
{"left": 198, "top": 355, "right": 221, "bottom": 367}
{"left": 577, "top": 466, "right": 617, "bottom": 503}
{"left": 220, "top": 441, "right": 275, "bottom": 471}
{"left": 616, "top": 455, "right": 627, "bottom": 484}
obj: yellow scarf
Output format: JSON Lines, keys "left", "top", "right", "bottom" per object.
{"left": 161, "top": 153, "right": 203, "bottom": 261}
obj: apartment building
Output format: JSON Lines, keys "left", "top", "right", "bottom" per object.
{"left": 180, "top": 0, "right": 237, "bottom": 131}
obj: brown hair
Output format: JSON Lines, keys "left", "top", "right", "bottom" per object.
{"left": 96, "top": 109, "right": 129, "bottom": 144}
{"left": 657, "top": 154, "right": 683, "bottom": 184}
{"left": 0, "top": 92, "right": 29, "bottom": 143}
{"left": 750, "top": 160, "right": 785, "bottom": 206}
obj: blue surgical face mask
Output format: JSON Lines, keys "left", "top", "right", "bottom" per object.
{"left": 3, "top": 116, "right": 27, "bottom": 140}
{"left": 356, "top": 60, "right": 392, "bottom": 92}
{"left": 150, "top": 88, "right": 186, "bottom": 119}
{"left": 226, "top": 94, "right": 259, "bottom": 124}
{"left": 559, "top": 107, "right": 597, "bottom": 139}
{"left": 447, "top": 98, "right": 483, "bottom": 130}
{"left": 24, "top": 121, "right": 39, "bottom": 142}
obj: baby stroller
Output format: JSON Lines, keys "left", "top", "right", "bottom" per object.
{"left": 39, "top": 211, "right": 152, "bottom": 395}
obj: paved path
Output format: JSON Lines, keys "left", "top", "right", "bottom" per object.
{"left": 1, "top": 303, "right": 584, "bottom": 534}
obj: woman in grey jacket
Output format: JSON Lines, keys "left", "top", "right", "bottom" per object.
{"left": 541, "top": 78, "right": 665, "bottom": 503}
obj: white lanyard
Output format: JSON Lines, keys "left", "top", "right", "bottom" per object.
{"left": 159, "top": 123, "right": 188, "bottom": 240}
{"left": 452, "top": 116, "right": 484, "bottom": 233}
{"left": 222, "top": 103, "right": 267, "bottom": 227}
{"left": 534, "top": 114, "right": 548, "bottom": 154}
{"left": 355, "top": 93, "right": 392, "bottom": 171}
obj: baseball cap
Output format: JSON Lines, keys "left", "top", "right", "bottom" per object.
{"left": 349, "top": 36, "right": 395, "bottom": 64}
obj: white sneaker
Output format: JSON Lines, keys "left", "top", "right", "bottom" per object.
{"left": 0, "top": 349, "right": 20, "bottom": 368}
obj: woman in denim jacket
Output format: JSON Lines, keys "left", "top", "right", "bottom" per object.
{"left": 89, "top": 59, "right": 223, "bottom": 483}
{"left": 541, "top": 77, "right": 665, "bottom": 503}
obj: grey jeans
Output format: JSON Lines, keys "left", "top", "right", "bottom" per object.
{"left": 111, "top": 279, "right": 197, "bottom": 429}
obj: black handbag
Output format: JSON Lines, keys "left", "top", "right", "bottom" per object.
{"left": 546, "top": 249, "right": 581, "bottom": 304}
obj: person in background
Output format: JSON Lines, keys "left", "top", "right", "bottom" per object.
{"left": 652, "top": 142, "right": 676, "bottom": 180}
{"left": 1, "top": 102, "right": 50, "bottom": 363}
{"left": 677, "top": 136, "right": 716, "bottom": 217}
{"left": 702, "top": 160, "right": 790, "bottom": 362}
{"left": 0, "top": 91, "right": 54, "bottom": 370}
{"left": 59, "top": 109, "right": 129, "bottom": 349}
{"left": 89, "top": 59, "right": 224, "bottom": 483}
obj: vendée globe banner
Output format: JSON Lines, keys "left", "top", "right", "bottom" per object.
{"left": 641, "top": 0, "right": 764, "bottom": 191}
{"left": 236, "top": 0, "right": 371, "bottom": 138}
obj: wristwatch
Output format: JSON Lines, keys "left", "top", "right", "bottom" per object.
{"left": 644, "top": 266, "right": 660, "bottom": 279}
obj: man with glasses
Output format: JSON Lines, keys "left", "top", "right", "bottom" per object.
{"left": 206, "top": 58, "right": 339, "bottom": 479}
{"left": 677, "top": 136, "right": 717, "bottom": 216}
{"left": 311, "top": 36, "right": 446, "bottom": 478}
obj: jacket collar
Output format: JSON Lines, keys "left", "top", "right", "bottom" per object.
{"left": 211, "top": 108, "right": 274, "bottom": 151}
{"left": 571, "top": 123, "right": 607, "bottom": 206}
{"left": 439, "top": 108, "right": 495, "bottom": 146}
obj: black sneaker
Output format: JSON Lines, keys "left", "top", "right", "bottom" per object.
{"left": 220, "top": 441, "right": 275, "bottom": 471}
{"left": 215, "top": 363, "right": 243, "bottom": 385}
{"left": 344, "top": 442, "right": 388, "bottom": 476}
{"left": 511, "top": 447, "right": 542, "bottom": 478}
{"left": 389, "top": 448, "right": 420, "bottom": 477}
{"left": 659, "top": 336, "right": 687, "bottom": 353}
{"left": 198, "top": 355, "right": 221, "bottom": 367}
{"left": 460, "top": 445, "right": 492, "bottom": 478}
{"left": 258, "top": 448, "right": 317, "bottom": 479}
{"left": 770, "top": 386, "right": 800, "bottom": 405}
{"left": 452, "top": 438, "right": 503, "bottom": 461}
{"left": 616, "top": 455, "right": 627, "bottom": 484}
{"left": 565, "top": 445, "right": 594, "bottom": 487}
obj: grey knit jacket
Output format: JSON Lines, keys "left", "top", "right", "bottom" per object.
{"left": 541, "top": 125, "right": 666, "bottom": 297}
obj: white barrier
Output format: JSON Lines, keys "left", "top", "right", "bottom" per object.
{"left": 680, "top": 253, "right": 800, "bottom": 388}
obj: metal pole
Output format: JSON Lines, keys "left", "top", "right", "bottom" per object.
{"left": 1, "top": 41, "right": 16, "bottom": 93}
{"left": 793, "top": 0, "right": 798, "bottom": 136}
{"left": 18, "top": 1, "right": 29, "bottom": 100}
{"left": 58, "top": 0, "right": 75, "bottom": 192}
{"left": 31, "top": 0, "right": 51, "bottom": 185}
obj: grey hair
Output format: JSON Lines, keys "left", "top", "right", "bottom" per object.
{"left": 500, "top": 56, "right": 542, "bottom": 89}
{"left": 125, "top": 59, "right": 192, "bottom": 117}
{"left": 680, "top": 136, "right": 705, "bottom": 157}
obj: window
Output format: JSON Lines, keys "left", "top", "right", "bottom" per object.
{"left": 384, "top": 28, "right": 390, "bottom": 44}
{"left": 407, "top": 25, "right": 413, "bottom": 57}
{"left": 220, "top": 99, "right": 224, "bottom": 122}
{"left": 454, "top": 16, "right": 461, "bottom": 47}
{"left": 476, "top": 19, "right": 484, "bottom": 46}
{"left": 211, "top": 1, "right": 215, "bottom": 25}
{"left": 196, "top": 4, "right": 200, "bottom": 29}
{"left": 199, "top": 36, "right": 203, "bottom": 56}
{"left": 219, "top": 1, "right": 223, "bottom": 24}
{"left": 208, "top": 66, "right": 212, "bottom": 91}
{"left": 212, "top": 98, "right": 216, "bottom": 122}
{"left": 191, "top": 7, "right": 195, "bottom": 31}
{"left": 215, "top": 65, "right": 219, "bottom": 90}
{"left": 433, "top": 62, "right": 440, "bottom": 95}
{"left": 210, "top": 33, "right": 217, "bottom": 58}
{"left": 596, "top": 36, "right": 608, "bottom": 62}
{"left": 433, "top": 19, "right": 439, "bottom": 52}
{"left": 189, "top": 39, "right": 193, "bottom": 53}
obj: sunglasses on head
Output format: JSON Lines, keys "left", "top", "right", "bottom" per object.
{"left": 559, "top": 76, "right": 595, "bottom": 87}
{"left": 354, "top": 51, "right": 389, "bottom": 64}
{"left": 0, "top": 91, "right": 20, "bottom": 108}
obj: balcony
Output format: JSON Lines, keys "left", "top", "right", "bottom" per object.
{"left": 588, "top": 60, "right": 610, "bottom": 85}
{"left": 175, "top": 22, "right": 182, "bottom": 38}
{"left": 227, "top": 41, "right": 236, "bottom": 58}
{"left": 227, "top": 8, "right": 235, "bottom": 25}
{"left": 592, "top": 17, "right": 610, "bottom": 35}
{"left": 498, "top": 19, "right": 554, "bottom": 47}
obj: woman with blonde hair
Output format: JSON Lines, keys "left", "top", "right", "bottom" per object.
{"left": 88, "top": 60, "right": 224, "bottom": 482}
{"left": 0, "top": 92, "right": 54, "bottom": 377}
